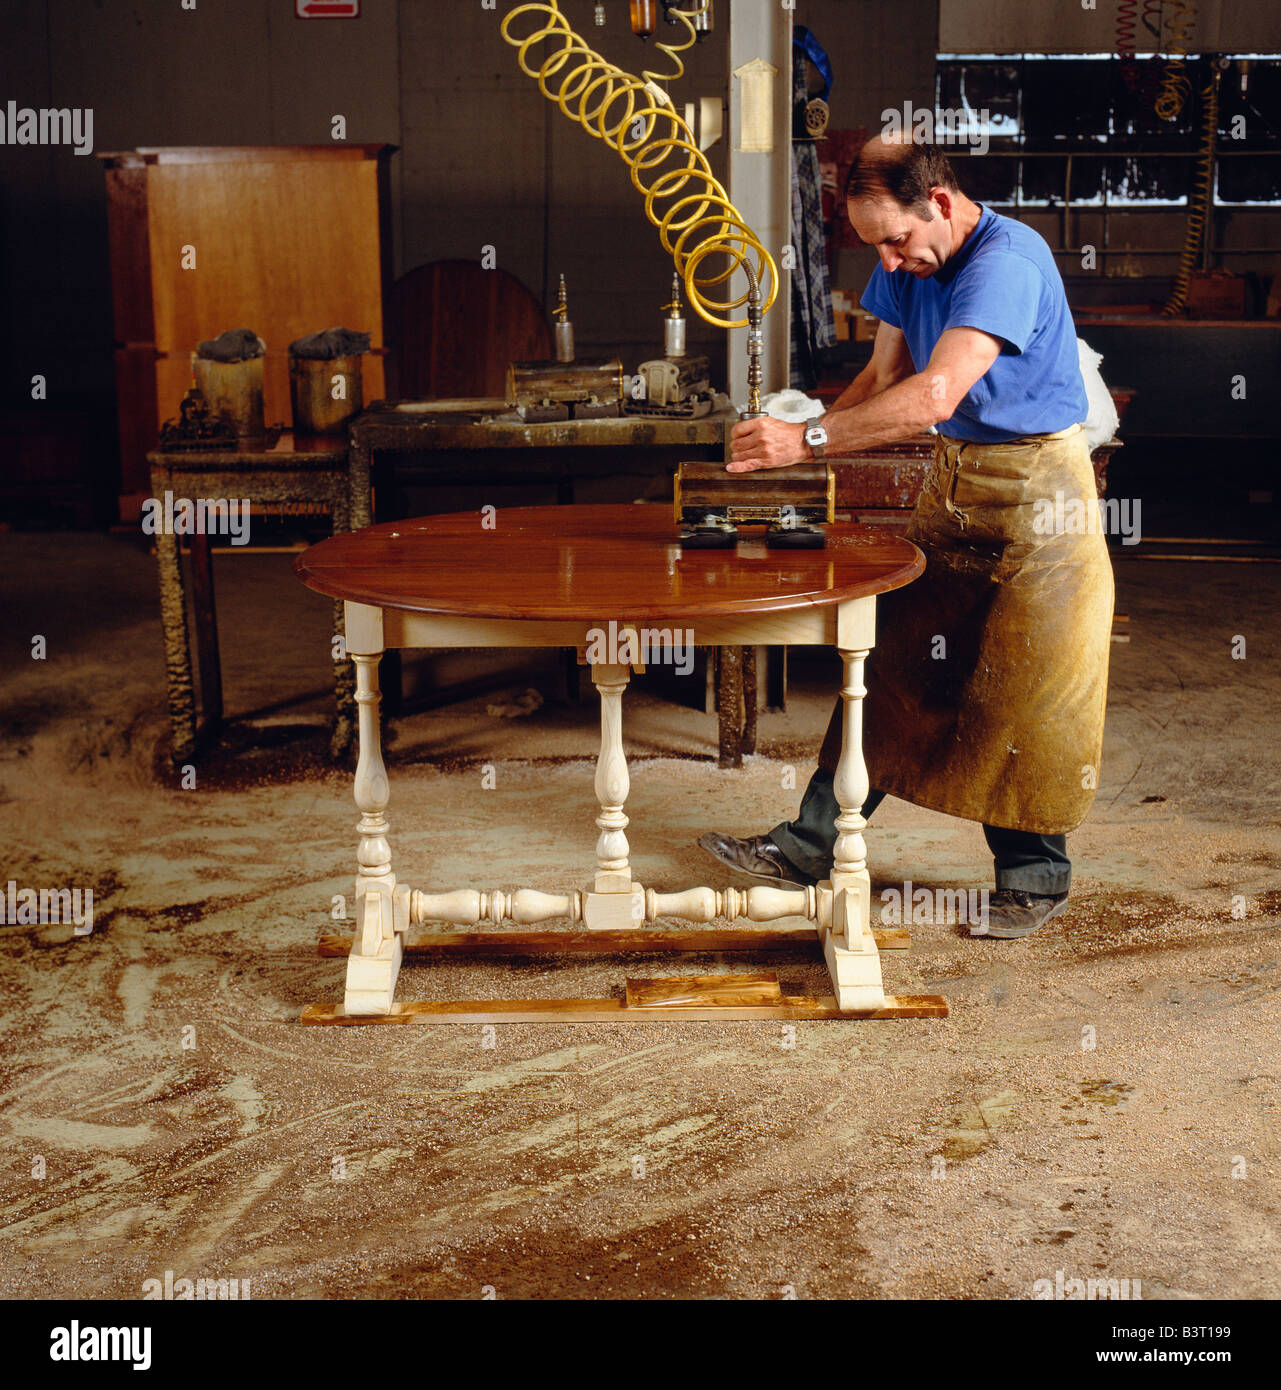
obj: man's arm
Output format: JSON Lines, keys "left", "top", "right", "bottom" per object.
{"left": 729, "top": 326, "right": 1002, "bottom": 472}
{"left": 826, "top": 320, "right": 915, "bottom": 412}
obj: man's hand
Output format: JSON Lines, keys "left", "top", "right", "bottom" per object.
{"left": 728, "top": 418, "right": 808, "bottom": 473}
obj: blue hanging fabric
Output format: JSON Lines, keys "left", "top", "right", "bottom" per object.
{"left": 789, "top": 26, "right": 836, "bottom": 390}
{"left": 792, "top": 25, "right": 832, "bottom": 100}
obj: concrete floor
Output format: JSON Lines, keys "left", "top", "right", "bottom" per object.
{"left": 0, "top": 530, "right": 1277, "bottom": 1300}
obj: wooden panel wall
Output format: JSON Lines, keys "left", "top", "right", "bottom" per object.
{"left": 145, "top": 157, "right": 385, "bottom": 354}
{"left": 103, "top": 146, "right": 391, "bottom": 497}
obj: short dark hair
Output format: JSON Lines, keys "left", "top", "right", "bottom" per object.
{"left": 844, "top": 140, "right": 960, "bottom": 217}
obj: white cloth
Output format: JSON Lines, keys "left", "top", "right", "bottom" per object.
{"left": 1077, "top": 337, "right": 1119, "bottom": 452}
{"left": 760, "top": 388, "right": 826, "bottom": 423}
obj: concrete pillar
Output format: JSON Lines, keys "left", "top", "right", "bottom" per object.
{"left": 728, "top": 0, "right": 792, "bottom": 403}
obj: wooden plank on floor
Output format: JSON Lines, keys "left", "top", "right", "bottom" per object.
{"left": 317, "top": 926, "right": 912, "bottom": 956}
{"left": 299, "top": 993, "right": 949, "bottom": 1025}
{"left": 624, "top": 973, "right": 783, "bottom": 1008}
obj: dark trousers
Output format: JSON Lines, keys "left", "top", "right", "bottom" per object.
{"left": 768, "top": 766, "right": 1071, "bottom": 895}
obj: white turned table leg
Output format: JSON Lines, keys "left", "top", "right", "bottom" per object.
{"left": 822, "top": 599, "right": 885, "bottom": 1011}
{"left": 584, "top": 659, "right": 643, "bottom": 929}
{"left": 344, "top": 602, "right": 401, "bottom": 1015}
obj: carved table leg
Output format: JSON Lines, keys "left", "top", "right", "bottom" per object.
{"left": 348, "top": 437, "right": 373, "bottom": 531}
{"left": 741, "top": 645, "right": 758, "bottom": 755}
{"left": 820, "top": 598, "right": 885, "bottom": 1011}
{"left": 329, "top": 599, "right": 355, "bottom": 759}
{"left": 188, "top": 532, "right": 223, "bottom": 733}
{"left": 152, "top": 469, "right": 198, "bottom": 767}
{"left": 717, "top": 646, "right": 744, "bottom": 768}
{"left": 583, "top": 660, "right": 643, "bottom": 929}
{"left": 343, "top": 602, "right": 402, "bottom": 1014}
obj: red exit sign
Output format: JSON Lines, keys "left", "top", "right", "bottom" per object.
{"left": 295, "top": 0, "right": 360, "bottom": 16}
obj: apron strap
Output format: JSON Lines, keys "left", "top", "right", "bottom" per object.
{"left": 938, "top": 442, "right": 971, "bottom": 531}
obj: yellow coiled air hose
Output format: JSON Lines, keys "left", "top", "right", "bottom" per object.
{"left": 1161, "top": 68, "right": 1219, "bottom": 317}
{"left": 499, "top": 1, "right": 778, "bottom": 355}
{"left": 1154, "top": 0, "right": 1197, "bottom": 123}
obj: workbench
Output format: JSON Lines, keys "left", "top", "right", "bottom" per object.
{"left": 295, "top": 502, "right": 944, "bottom": 1024}
{"left": 347, "top": 400, "right": 738, "bottom": 526}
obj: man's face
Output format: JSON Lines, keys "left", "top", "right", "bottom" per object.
{"left": 848, "top": 192, "right": 952, "bottom": 278}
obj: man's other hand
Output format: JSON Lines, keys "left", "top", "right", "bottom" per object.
{"left": 728, "top": 418, "right": 808, "bottom": 473}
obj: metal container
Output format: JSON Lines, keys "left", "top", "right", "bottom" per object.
{"left": 289, "top": 355, "right": 363, "bottom": 436}
{"left": 192, "top": 355, "right": 265, "bottom": 445}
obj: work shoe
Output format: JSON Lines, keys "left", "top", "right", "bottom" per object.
{"left": 697, "top": 832, "right": 817, "bottom": 888}
{"left": 969, "top": 889, "right": 1069, "bottom": 939}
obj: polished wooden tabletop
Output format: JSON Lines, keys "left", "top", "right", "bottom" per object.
{"left": 295, "top": 504, "right": 924, "bottom": 621}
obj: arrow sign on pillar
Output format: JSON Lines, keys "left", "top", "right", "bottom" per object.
{"left": 296, "top": 0, "right": 361, "bottom": 16}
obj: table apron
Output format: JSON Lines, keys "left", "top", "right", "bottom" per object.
{"left": 344, "top": 601, "right": 877, "bottom": 654}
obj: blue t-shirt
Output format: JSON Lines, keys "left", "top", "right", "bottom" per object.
{"left": 860, "top": 205, "right": 1087, "bottom": 443}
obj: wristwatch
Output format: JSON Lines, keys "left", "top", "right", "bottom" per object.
{"left": 804, "top": 420, "right": 828, "bottom": 459}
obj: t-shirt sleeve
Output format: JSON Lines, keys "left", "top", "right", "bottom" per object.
{"left": 860, "top": 264, "right": 901, "bottom": 327}
{"left": 944, "top": 249, "right": 1042, "bottom": 354}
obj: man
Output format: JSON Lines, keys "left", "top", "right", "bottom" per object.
{"left": 699, "top": 135, "right": 1115, "bottom": 939}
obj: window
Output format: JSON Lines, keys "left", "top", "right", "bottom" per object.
{"left": 934, "top": 54, "right": 1281, "bottom": 208}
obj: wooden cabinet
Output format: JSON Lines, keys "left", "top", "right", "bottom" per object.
{"left": 100, "top": 144, "right": 394, "bottom": 516}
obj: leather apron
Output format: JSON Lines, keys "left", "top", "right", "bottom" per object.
{"left": 824, "top": 424, "right": 1115, "bottom": 834}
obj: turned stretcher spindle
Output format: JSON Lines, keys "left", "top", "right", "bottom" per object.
{"left": 409, "top": 888, "right": 584, "bottom": 927}
{"left": 405, "top": 883, "right": 816, "bottom": 931}
{"left": 644, "top": 884, "right": 816, "bottom": 923}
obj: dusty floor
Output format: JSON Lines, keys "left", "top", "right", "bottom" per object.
{"left": 0, "top": 531, "right": 1277, "bottom": 1300}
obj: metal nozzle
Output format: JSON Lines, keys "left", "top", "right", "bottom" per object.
{"left": 554, "top": 273, "right": 574, "bottom": 363}
{"left": 740, "top": 261, "right": 764, "bottom": 419}
{"left": 663, "top": 273, "right": 686, "bottom": 358}
{"left": 665, "top": 273, "right": 683, "bottom": 318}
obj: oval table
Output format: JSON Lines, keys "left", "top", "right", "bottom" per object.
{"left": 295, "top": 503, "right": 945, "bottom": 1023}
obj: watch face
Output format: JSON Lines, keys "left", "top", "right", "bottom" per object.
{"left": 806, "top": 425, "right": 826, "bottom": 443}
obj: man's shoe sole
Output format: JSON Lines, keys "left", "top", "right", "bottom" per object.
{"left": 969, "top": 895, "right": 1070, "bottom": 939}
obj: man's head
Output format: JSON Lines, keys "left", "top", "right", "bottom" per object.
{"left": 844, "top": 135, "right": 969, "bottom": 278}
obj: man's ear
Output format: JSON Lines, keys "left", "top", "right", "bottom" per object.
{"left": 931, "top": 187, "right": 955, "bottom": 220}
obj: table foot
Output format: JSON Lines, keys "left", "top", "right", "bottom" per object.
{"left": 822, "top": 933, "right": 886, "bottom": 1013}
{"left": 343, "top": 934, "right": 404, "bottom": 1015}
{"left": 817, "top": 873, "right": 885, "bottom": 1012}
{"left": 342, "top": 881, "right": 404, "bottom": 1015}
